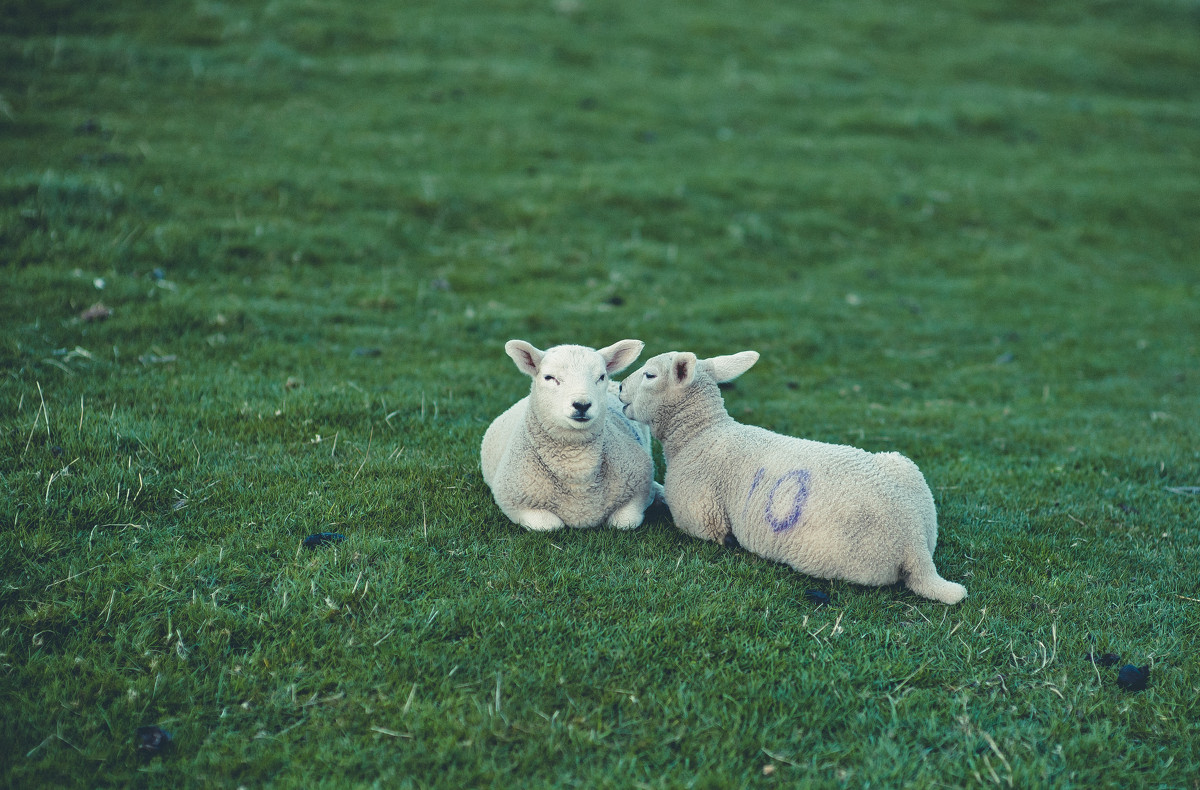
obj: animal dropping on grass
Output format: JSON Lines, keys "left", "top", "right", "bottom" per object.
{"left": 1116, "top": 664, "right": 1150, "bottom": 692}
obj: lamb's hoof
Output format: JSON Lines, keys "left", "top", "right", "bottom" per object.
{"left": 723, "top": 533, "right": 740, "bottom": 549}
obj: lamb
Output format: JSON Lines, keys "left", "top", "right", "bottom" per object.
{"left": 480, "top": 339, "right": 659, "bottom": 532}
{"left": 618, "top": 349, "right": 967, "bottom": 604}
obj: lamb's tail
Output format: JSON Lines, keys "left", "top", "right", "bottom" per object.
{"left": 903, "top": 550, "right": 967, "bottom": 605}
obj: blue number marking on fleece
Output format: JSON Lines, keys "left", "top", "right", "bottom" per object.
{"left": 742, "top": 467, "right": 766, "bottom": 520}
{"left": 763, "top": 469, "right": 811, "bottom": 533}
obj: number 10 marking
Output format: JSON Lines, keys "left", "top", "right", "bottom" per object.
{"left": 745, "top": 468, "right": 812, "bottom": 533}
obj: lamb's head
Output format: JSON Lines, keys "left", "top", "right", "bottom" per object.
{"left": 619, "top": 349, "right": 759, "bottom": 431}
{"left": 505, "top": 339, "right": 644, "bottom": 435}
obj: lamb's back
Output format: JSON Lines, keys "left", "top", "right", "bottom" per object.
{"left": 711, "top": 424, "right": 928, "bottom": 572}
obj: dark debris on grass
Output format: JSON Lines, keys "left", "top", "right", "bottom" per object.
{"left": 1116, "top": 664, "right": 1151, "bottom": 692}
{"left": 1085, "top": 653, "right": 1152, "bottom": 691}
{"left": 136, "top": 725, "right": 172, "bottom": 757}
{"left": 304, "top": 532, "right": 346, "bottom": 548}
{"left": 805, "top": 589, "right": 833, "bottom": 607}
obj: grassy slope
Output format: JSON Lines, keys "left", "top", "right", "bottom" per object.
{"left": 2, "top": 0, "right": 1198, "bottom": 786}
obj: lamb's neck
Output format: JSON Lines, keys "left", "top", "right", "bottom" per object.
{"left": 526, "top": 412, "right": 605, "bottom": 477}
{"left": 657, "top": 390, "right": 731, "bottom": 462}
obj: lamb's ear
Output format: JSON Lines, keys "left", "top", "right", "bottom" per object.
{"left": 504, "top": 340, "right": 544, "bottom": 377}
{"left": 672, "top": 352, "right": 698, "bottom": 387}
{"left": 598, "top": 339, "right": 644, "bottom": 375}
{"left": 704, "top": 351, "right": 759, "bottom": 383}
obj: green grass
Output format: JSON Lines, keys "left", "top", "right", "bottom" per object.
{"left": 2, "top": 0, "right": 1198, "bottom": 786}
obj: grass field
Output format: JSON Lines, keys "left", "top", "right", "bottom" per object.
{"left": 2, "top": 0, "right": 1199, "bottom": 786}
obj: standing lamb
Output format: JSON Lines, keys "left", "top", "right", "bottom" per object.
{"left": 481, "top": 339, "right": 659, "bottom": 532}
{"left": 618, "top": 349, "right": 967, "bottom": 604}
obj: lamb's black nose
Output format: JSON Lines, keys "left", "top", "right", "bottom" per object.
{"left": 571, "top": 401, "right": 591, "bottom": 414}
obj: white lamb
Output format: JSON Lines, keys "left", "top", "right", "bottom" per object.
{"left": 480, "top": 339, "right": 659, "bottom": 532}
{"left": 618, "top": 349, "right": 967, "bottom": 604}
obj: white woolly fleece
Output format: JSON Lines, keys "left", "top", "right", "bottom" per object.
{"left": 480, "top": 339, "right": 658, "bottom": 532}
{"left": 619, "top": 349, "right": 967, "bottom": 604}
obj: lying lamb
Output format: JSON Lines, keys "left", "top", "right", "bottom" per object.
{"left": 481, "top": 339, "right": 659, "bottom": 532}
{"left": 618, "top": 349, "right": 967, "bottom": 604}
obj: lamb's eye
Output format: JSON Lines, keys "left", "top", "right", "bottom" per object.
{"left": 543, "top": 375, "right": 558, "bottom": 384}
{"left": 597, "top": 373, "right": 606, "bottom": 382}
{"left": 644, "top": 372, "right": 657, "bottom": 380}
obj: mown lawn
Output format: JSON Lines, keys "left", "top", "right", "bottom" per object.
{"left": 2, "top": 0, "right": 1198, "bottom": 787}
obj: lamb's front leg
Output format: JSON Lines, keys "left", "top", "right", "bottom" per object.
{"left": 511, "top": 508, "right": 565, "bottom": 532}
{"left": 607, "top": 497, "right": 648, "bottom": 530}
